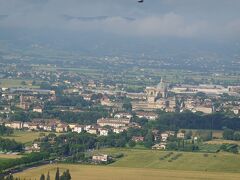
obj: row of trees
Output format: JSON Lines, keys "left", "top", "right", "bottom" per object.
{"left": 223, "top": 128, "right": 240, "bottom": 140}
{"left": 154, "top": 111, "right": 240, "bottom": 131}
{"left": 38, "top": 127, "right": 157, "bottom": 163}
{"left": 0, "top": 125, "right": 13, "bottom": 136}
{"left": 40, "top": 131, "right": 131, "bottom": 159}
{"left": 45, "top": 96, "right": 91, "bottom": 109}
{"left": 0, "top": 138, "right": 23, "bottom": 152}
{"left": 39, "top": 168, "right": 71, "bottom": 180}
{"left": 9, "top": 107, "right": 107, "bottom": 124}
{"left": 55, "top": 168, "right": 71, "bottom": 180}
{"left": 0, "top": 152, "right": 49, "bottom": 172}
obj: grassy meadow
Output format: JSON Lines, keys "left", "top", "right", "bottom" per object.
{"left": 0, "top": 79, "right": 39, "bottom": 88}
{"left": 0, "top": 130, "right": 63, "bottom": 146}
{"left": 205, "top": 139, "right": 240, "bottom": 146}
{"left": 95, "top": 148, "right": 240, "bottom": 172}
{"left": 1, "top": 130, "right": 45, "bottom": 144}
{"left": 15, "top": 148, "right": 240, "bottom": 180}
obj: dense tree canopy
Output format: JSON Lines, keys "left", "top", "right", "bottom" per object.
{"left": 0, "top": 125, "right": 13, "bottom": 136}
{"left": 0, "top": 137, "right": 23, "bottom": 152}
{"left": 154, "top": 112, "right": 240, "bottom": 131}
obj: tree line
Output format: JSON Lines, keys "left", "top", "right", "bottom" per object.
{"left": 1, "top": 167, "right": 71, "bottom": 180}
{"left": 0, "top": 138, "right": 23, "bottom": 152}
{"left": 154, "top": 111, "right": 240, "bottom": 131}
{"left": 0, "top": 152, "right": 49, "bottom": 172}
{"left": 39, "top": 167, "right": 71, "bottom": 180}
{"left": 0, "top": 125, "right": 13, "bottom": 136}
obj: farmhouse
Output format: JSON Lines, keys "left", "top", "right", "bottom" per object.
{"left": 92, "top": 154, "right": 108, "bottom": 163}
{"left": 177, "top": 132, "right": 185, "bottom": 139}
{"left": 161, "top": 133, "right": 169, "bottom": 142}
{"left": 152, "top": 143, "right": 167, "bottom": 150}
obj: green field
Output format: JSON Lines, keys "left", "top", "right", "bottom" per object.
{"left": 0, "top": 79, "right": 39, "bottom": 88}
{"left": 205, "top": 139, "right": 240, "bottom": 146}
{"left": 94, "top": 148, "right": 240, "bottom": 172}
{"left": 1, "top": 130, "right": 51, "bottom": 145}
{"left": 14, "top": 148, "right": 240, "bottom": 180}
{"left": 1, "top": 130, "right": 63, "bottom": 146}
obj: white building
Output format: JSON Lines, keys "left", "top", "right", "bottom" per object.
{"left": 99, "top": 128, "right": 109, "bottom": 136}
{"left": 73, "top": 125, "right": 83, "bottom": 133}
{"left": 97, "top": 118, "right": 130, "bottom": 128}
{"left": 92, "top": 154, "right": 108, "bottom": 162}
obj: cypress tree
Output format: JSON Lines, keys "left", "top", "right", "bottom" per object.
{"left": 47, "top": 171, "right": 50, "bottom": 180}
{"left": 40, "top": 174, "right": 45, "bottom": 180}
{"left": 55, "top": 167, "right": 60, "bottom": 180}
{"left": 65, "top": 170, "right": 71, "bottom": 180}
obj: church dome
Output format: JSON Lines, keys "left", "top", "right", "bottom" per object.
{"left": 157, "top": 79, "right": 167, "bottom": 90}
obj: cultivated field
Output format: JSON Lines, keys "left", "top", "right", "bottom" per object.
{"left": 1, "top": 130, "right": 53, "bottom": 144}
{"left": 15, "top": 148, "right": 240, "bottom": 180}
{"left": 95, "top": 148, "right": 240, "bottom": 172}
{"left": 0, "top": 154, "right": 22, "bottom": 159}
{"left": 14, "top": 164, "right": 240, "bottom": 180}
{"left": 0, "top": 79, "right": 39, "bottom": 88}
{"left": 205, "top": 139, "right": 240, "bottom": 146}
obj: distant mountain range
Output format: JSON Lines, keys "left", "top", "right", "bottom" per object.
{"left": 62, "top": 15, "right": 135, "bottom": 22}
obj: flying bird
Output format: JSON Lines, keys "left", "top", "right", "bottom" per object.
{"left": 138, "top": 0, "right": 144, "bottom": 3}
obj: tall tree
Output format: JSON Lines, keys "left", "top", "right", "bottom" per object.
{"left": 47, "top": 172, "right": 50, "bottom": 180}
{"left": 59, "top": 170, "right": 71, "bottom": 180}
{"left": 65, "top": 169, "right": 71, "bottom": 180}
{"left": 144, "top": 130, "right": 154, "bottom": 148}
{"left": 55, "top": 168, "right": 60, "bottom": 180}
{"left": 223, "top": 128, "right": 234, "bottom": 140}
{"left": 40, "top": 174, "right": 45, "bottom": 180}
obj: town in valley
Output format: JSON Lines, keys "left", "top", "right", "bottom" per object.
{"left": 0, "top": 0, "right": 240, "bottom": 179}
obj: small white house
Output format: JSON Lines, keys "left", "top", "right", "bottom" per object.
{"left": 92, "top": 154, "right": 108, "bottom": 162}
{"left": 33, "top": 106, "right": 43, "bottom": 113}
{"left": 177, "top": 132, "right": 185, "bottom": 139}
{"left": 73, "top": 125, "right": 83, "bottom": 133}
{"left": 152, "top": 143, "right": 167, "bottom": 150}
{"left": 99, "top": 128, "right": 109, "bottom": 136}
{"left": 161, "top": 133, "right": 169, "bottom": 142}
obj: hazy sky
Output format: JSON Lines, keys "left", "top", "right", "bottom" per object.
{"left": 0, "top": 0, "right": 240, "bottom": 41}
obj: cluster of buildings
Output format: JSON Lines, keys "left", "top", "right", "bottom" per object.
{"left": 0, "top": 115, "right": 141, "bottom": 137}
{"left": 130, "top": 129, "right": 186, "bottom": 150}
{"left": 1, "top": 87, "right": 56, "bottom": 113}
{"left": 151, "top": 130, "right": 185, "bottom": 150}
{"left": 100, "top": 79, "right": 240, "bottom": 115}
{"left": 132, "top": 79, "right": 176, "bottom": 112}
